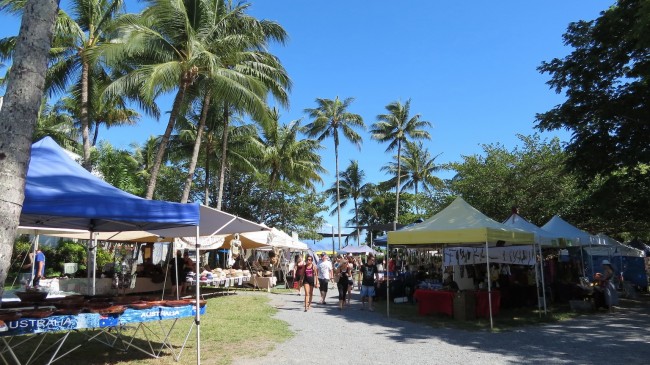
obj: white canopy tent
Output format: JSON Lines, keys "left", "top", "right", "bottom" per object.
{"left": 502, "top": 213, "right": 565, "bottom": 314}
{"left": 540, "top": 216, "right": 601, "bottom": 246}
{"left": 502, "top": 214, "right": 563, "bottom": 246}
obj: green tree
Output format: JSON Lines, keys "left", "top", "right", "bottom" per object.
{"left": 536, "top": 0, "right": 650, "bottom": 239}
{"left": 536, "top": 0, "right": 650, "bottom": 175}
{"left": 371, "top": 99, "right": 431, "bottom": 229}
{"left": 102, "top": 0, "right": 288, "bottom": 200}
{"left": 95, "top": 140, "right": 144, "bottom": 195}
{"left": 33, "top": 98, "right": 78, "bottom": 149}
{"left": 447, "top": 134, "right": 583, "bottom": 225}
{"left": 304, "top": 97, "right": 364, "bottom": 247}
{"left": 0, "top": 0, "right": 59, "bottom": 290}
{"left": 255, "top": 108, "right": 325, "bottom": 220}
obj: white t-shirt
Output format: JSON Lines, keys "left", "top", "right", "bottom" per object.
{"left": 317, "top": 260, "right": 333, "bottom": 279}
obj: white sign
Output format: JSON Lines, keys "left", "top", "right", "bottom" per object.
{"left": 443, "top": 246, "right": 536, "bottom": 266}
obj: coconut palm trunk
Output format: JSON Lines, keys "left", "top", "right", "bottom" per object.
{"left": 395, "top": 140, "right": 402, "bottom": 225}
{"left": 334, "top": 132, "right": 342, "bottom": 249}
{"left": 80, "top": 60, "right": 92, "bottom": 171}
{"left": 145, "top": 70, "right": 194, "bottom": 199}
{"left": 204, "top": 143, "right": 212, "bottom": 206}
{"left": 180, "top": 92, "right": 211, "bottom": 203}
{"left": 216, "top": 104, "right": 230, "bottom": 210}
{"left": 0, "top": 0, "right": 59, "bottom": 290}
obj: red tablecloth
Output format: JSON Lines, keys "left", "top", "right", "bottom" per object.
{"left": 413, "top": 289, "right": 454, "bottom": 316}
{"left": 475, "top": 290, "right": 500, "bottom": 318}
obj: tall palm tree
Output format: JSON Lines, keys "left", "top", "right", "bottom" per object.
{"left": 254, "top": 108, "right": 325, "bottom": 220}
{"left": 1, "top": 0, "right": 128, "bottom": 171}
{"left": 102, "top": 0, "right": 289, "bottom": 200}
{"left": 325, "top": 160, "right": 373, "bottom": 245}
{"left": 381, "top": 140, "right": 443, "bottom": 214}
{"left": 304, "top": 97, "right": 364, "bottom": 248}
{"left": 371, "top": 99, "right": 431, "bottom": 225}
{"left": 0, "top": 0, "right": 59, "bottom": 290}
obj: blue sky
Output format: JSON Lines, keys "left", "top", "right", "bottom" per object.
{"left": 0, "top": 1, "right": 613, "bottom": 242}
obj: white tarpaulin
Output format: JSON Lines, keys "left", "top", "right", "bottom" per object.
{"left": 443, "top": 245, "right": 536, "bottom": 266}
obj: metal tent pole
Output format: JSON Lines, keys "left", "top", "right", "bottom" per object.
{"left": 195, "top": 226, "right": 201, "bottom": 365}
{"left": 486, "top": 240, "right": 493, "bottom": 330}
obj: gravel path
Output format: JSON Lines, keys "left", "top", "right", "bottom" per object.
{"left": 232, "top": 286, "right": 650, "bottom": 365}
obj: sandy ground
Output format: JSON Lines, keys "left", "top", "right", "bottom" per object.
{"left": 232, "top": 286, "right": 650, "bottom": 365}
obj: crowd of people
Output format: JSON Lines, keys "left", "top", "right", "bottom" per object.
{"left": 291, "top": 252, "right": 382, "bottom": 312}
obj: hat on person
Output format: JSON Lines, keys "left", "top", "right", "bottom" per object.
{"left": 602, "top": 259, "right": 611, "bottom": 265}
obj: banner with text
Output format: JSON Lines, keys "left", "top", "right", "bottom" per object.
{"left": 443, "top": 246, "right": 536, "bottom": 266}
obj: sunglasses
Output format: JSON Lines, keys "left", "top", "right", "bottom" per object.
{"left": 307, "top": 258, "right": 313, "bottom": 261}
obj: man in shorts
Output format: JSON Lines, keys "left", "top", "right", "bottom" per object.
{"left": 360, "top": 255, "right": 379, "bottom": 311}
{"left": 317, "top": 253, "right": 333, "bottom": 304}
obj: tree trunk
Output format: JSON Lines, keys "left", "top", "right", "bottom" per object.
{"left": 0, "top": 0, "right": 59, "bottom": 291}
{"left": 145, "top": 82, "right": 189, "bottom": 199}
{"left": 216, "top": 104, "right": 230, "bottom": 211}
{"left": 354, "top": 199, "right": 360, "bottom": 245}
{"left": 180, "top": 92, "right": 211, "bottom": 203}
{"left": 260, "top": 170, "right": 278, "bottom": 222}
{"left": 92, "top": 120, "right": 99, "bottom": 146}
{"left": 80, "top": 60, "right": 92, "bottom": 171}
{"left": 394, "top": 140, "right": 402, "bottom": 226}
{"left": 204, "top": 142, "right": 212, "bottom": 206}
{"left": 334, "top": 129, "right": 342, "bottom": 249}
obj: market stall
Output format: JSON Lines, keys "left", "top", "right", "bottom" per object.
{"left": 10, "top": 137, "right": 268, "bottom": 365}
{"left": 387, "top": 198, "right": 534, "bottom": 328}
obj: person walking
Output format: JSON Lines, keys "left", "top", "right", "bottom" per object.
{"left": 346, "top": 255, "right": 356, "bottom": 305}
{"left": 360, "top": 255, "right": 380, "bottom": 311}
{"left": 317, "top": 253, "right": 333, "bottom": 305}
{"left": 336, "top": 255, "right": 352, "bottom": 310}
{"left": 293, "top": 255, "right": 305, "bottom": 296}
{"left": 302, "top": 255, "right": 319, "bottom": 311}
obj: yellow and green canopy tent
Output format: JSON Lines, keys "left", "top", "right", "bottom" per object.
{"left": 388, "top": 197, "right": 534, "bottom": 246}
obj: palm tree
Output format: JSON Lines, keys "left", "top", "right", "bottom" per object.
{"left": 0, "top": 0, "right": 59, "bottom": 290}
{"left": 34, "top": 98, "right": 78, "bottom": 149}
{"left": 304, "top": 97, "right": 364, "bottom": 248}
{"left": 371, "top": 99, "right": 431, "bottom": 225}
{"left": 381, "top": 140, "right": 443, "bottom": 214}
{"left": 324, "top": 160, "right": 373, "bottom": 245}
{"left": 254, "top": 108, "right": 325, "bottom": 220}
{"left": 102, "top": 0, "right": 289, "bottom": 200}
{"left": 1, "top": 0, "right": 128, "bottom": 171}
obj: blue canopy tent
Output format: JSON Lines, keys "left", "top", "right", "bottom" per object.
{"left": 19, "top": 137, "right": 204, "bottom": 363}
{"left": 21, "top": 137, "right": 200, "bottom": 232}
{"left": 18, "top": 137, "right": 268, "bottom": 365}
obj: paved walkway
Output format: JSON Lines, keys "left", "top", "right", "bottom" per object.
{"left": 233, "top": 287, "right": 650, "bottom": 365}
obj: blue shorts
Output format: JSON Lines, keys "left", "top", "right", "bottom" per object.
{"left": 360, "top": 285, "right": 375, "bottom": 298}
